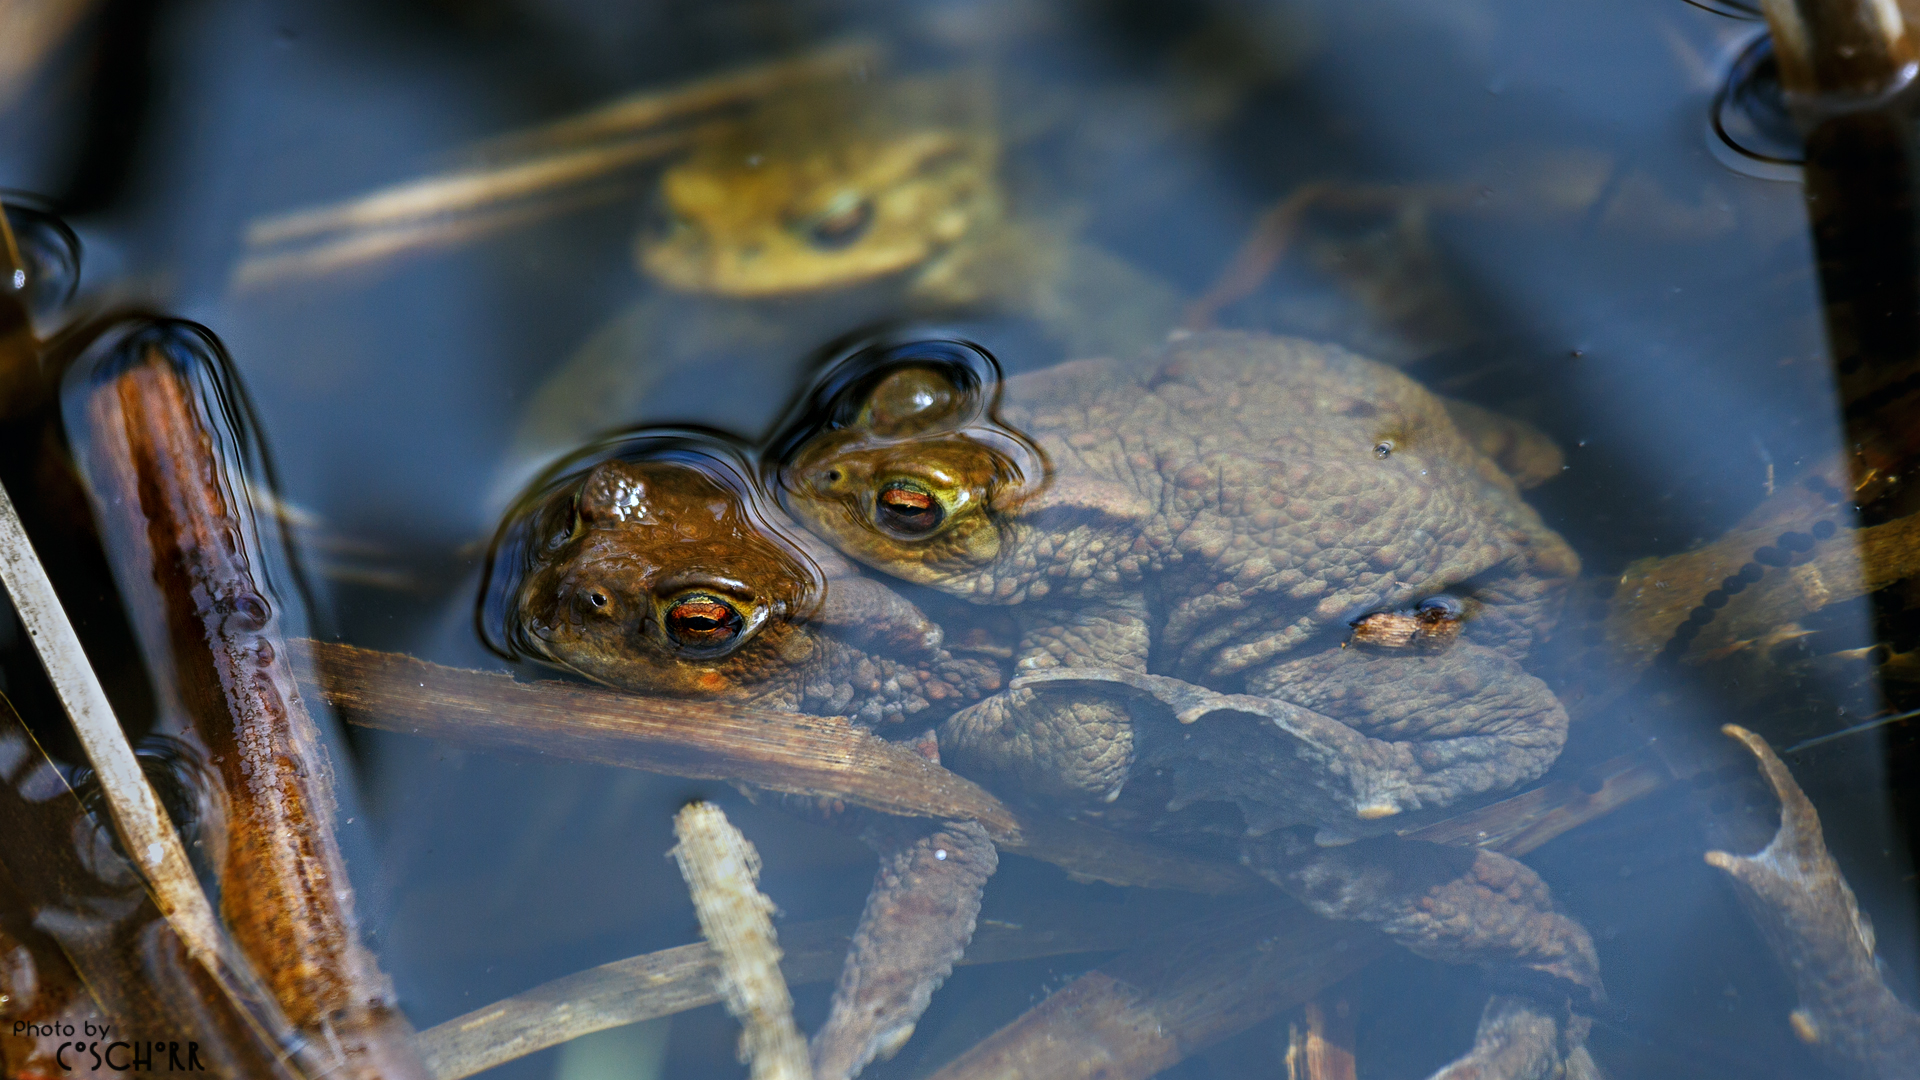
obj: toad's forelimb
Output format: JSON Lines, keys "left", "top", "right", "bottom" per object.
{"left": 811, "top": 816, "right": 997, "bottom": 1080}
{"left": 940, "top": 600, "right": 1151, "bottom": 805}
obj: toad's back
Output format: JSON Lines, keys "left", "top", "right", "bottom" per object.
{"left": 990, "top": 333, "right": 1578, "bottom": 674}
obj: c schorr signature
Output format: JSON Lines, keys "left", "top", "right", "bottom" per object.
{"left": 13, "top": 1021, "right": 207, "bottom": 1072}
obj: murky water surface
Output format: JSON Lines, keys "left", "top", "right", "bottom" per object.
{"left": 3, "top": 0, "right": 1919, "bottom": 1077}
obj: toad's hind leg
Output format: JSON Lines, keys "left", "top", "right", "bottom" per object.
{"left": 1247, "top": 836, "right": 1602, "bottom": 1080}
{"left": 812, "top": 816, "right": 997, "bottom": 1080}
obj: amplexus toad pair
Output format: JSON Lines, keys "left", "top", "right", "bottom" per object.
{"left": 484, "top": 331, "right": 1602, "bottom": 1080}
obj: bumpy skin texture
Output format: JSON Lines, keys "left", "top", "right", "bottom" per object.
{"left": 1249, "top": 837, "right": 1602, "bottom": 1080}
{"left": 781, "top": 331, "right": 1597, "bottom": 1076}
{"left": 514, "top": 458, "right": 1002, "bottom": 726}
{"left": 504, "top": 456, "right": 1004, "bottom": 1080}
{"left": 813, "top": 815, "right": 998, "bottom": 1080}
{"left": 782, "top": 331, "right": 1579, "bottom": 809}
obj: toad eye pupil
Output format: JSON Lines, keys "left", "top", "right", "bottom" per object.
{"left": 876, "top": 484, "right": 944, "bottom": 536}
{"left": 587, "top": 590, "right": 608, "bottom": 609}
{"left": 806, "top": 198, "right": 874, "bottom": 249}
{"left": 1374, "top": 441, "right": 1394, "bottom": 458}
{"left": 666, "top": 596, "right": 744, "bottom": 648}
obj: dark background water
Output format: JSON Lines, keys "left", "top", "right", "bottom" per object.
{"left": 1, "top": 0, "right": 1912, "bottom": 1077}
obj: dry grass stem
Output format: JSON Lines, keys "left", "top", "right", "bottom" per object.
{"left": 234, "top": 40, "right": 884, "bottom": 286}
{"left": 243, "top": 130, "right": 696, "bottom": 247}
{"left": 672, "top": 802, "right": 812, "bottom": 1080}
{"left": 413, "top": 907, "right": 1149, "bottom": 1080}
{"left": 233, "top": 181, "right": 637, "bottom": 289}
{"left": 464, "top": 39, "right": 883, "bottom": 160}
{"left": 0, "top": 477, "right": 226, "bottom": 965}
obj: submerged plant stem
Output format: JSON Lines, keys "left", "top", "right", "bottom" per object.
{"left": 413, "top": 906, "right": 1161, "bottom": 1080}
{"left": 0, "top": 476, "right": 225, "bottom": 964}
{"left": 71, "top": 329, "right": 429, "bottom": 1079}
{"left": 291, "top": 637, "right": 1267, "bottom": 894}
{"left": 672, "top": 801, "right": 812, "bottom": 1080}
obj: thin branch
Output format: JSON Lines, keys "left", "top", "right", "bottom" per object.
{"left": 672, "top": 802, "right": 811, "bottom": 1080}
{"left": 460, "top": 39, "right": 883, "bottom": 162}
{"left": 290, "top": 638, "right": 1263, "bottom": 895}
{"left": 414, "top": 897, "right": 1225, "bottom": 1079}
{"left": 0, "top": 476, "right": 226, "bottom": 964}
{"left": 70, "top": 325, "right": 429, "bottom": 1078}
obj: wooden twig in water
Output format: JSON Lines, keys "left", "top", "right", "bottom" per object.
{"left": 291, "top": 638, "right": 1263, "bottom": 894}
{"left": 0, "top": 477, "right": 226, "bottom": 965}
{"left": 413, "top": 903, "right": 1166, "bottom": 1080}
{"left": 233, "top": 40, "right": 885, "bottom": 287}
{"left": 70, "top": 322, "right": 428, "bottom": 1079}
{"left": 673, "top": 801, "right": 811, "bottom": 1080}
{"left": 297, "top": 638, "right": 1013, "bottom": 832}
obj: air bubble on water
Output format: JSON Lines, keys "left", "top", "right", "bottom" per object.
{"left": 1708, "top": 33, "right": 1805, "bottom": 181}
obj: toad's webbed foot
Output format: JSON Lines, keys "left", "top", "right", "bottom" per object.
{"left": 812, "top": 816, "right": 997, "bottom": 1080}
{"left": 1431, "top": 996, "right": 1601, "bottom": 1080}
{"left": 1706, "top": 725, "right": 1920, "bottom": 1076}
{"left": 1248, "top": 836, "right": 1602, "bottom": 1080}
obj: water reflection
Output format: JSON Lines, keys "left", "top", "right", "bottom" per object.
{"left": 4, "top": 0, "right": 1920, "bottom": 1076}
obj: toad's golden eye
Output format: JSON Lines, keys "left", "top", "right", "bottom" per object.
{"left": 665, "top": 594, "right": 745, "bottom": 649}
{"left": 804, "top": 195, "right": 874, "bottom": 250}
{"left": 875, "top": 481, "right": 944, "bottom": 537}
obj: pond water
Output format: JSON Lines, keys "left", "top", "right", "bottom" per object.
{"left": 2, "top": 0, "right": 1917, "bottom": 1077}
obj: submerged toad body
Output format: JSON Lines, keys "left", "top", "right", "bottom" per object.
{"left": 488, "top": 445, "right": 1004, "bottom": 1080}
{"left": 777, "top": 332, "right": 1603, "bottom": 1078}
{"left": 514, "top": 74, "right": 1182, "bottom": 459}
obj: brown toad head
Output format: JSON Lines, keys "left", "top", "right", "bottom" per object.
{"left": 778, "top": 363, "right": 1047, "bottom": 589}
{"left": 503, "top": 456, "right": 825, "bottom": 696}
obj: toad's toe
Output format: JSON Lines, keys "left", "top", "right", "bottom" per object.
{"left": 1427, "top": 996, "right": 1599, "bottom": 1080}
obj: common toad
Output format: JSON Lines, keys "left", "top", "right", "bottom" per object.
{"left": 775, "top": 331, "right": 1602, "bottom": 1078}
{"left": 510, "top": 73, "right": 1184, "bottom": 462}
{"left": 485, "top": 437, "right": 1004, "bottom": 1080}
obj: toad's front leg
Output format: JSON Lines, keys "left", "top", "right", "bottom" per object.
{"left": 938, "top": 597, "right": 1150, "bottom": 805}
{"left": 812, "top": 814, "right": 997, "bottom": 1080}
{"left": 1249, "top": 836, "right": 1603, "bottom": 1080}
